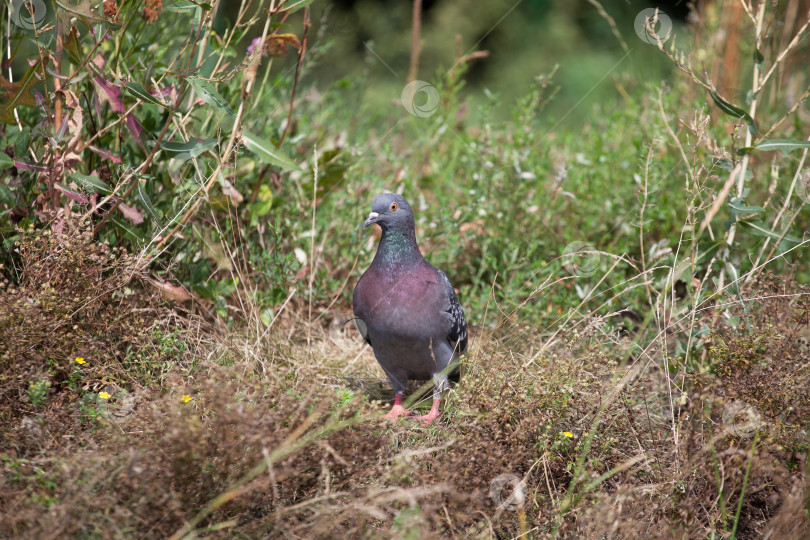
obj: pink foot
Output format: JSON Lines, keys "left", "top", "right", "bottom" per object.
{"left": 415, "top": 398, "right": 441, "bottom": 426}
{"left": 383, "top": 393, "right": 410, "bottom": 420}
{"left": 383, "top": 404, "right": 410, "bottom": 420}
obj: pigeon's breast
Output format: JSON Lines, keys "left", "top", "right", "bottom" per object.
{"left": 354, "top": 267, "right": 444, "bottom": 343}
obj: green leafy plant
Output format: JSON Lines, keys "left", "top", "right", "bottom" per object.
{"left": 26, "top": 380, "right": 50, "bottom": 407}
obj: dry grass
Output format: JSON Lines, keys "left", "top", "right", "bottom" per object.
{"left": 0, "top": 219, "right": 808, "bottom": 539}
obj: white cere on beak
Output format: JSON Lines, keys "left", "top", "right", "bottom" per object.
{"left": 363, "top": 211, "right": 381, "bottom": 228}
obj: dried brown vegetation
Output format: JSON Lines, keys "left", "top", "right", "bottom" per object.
{"left": 1, "top": 224, "right": 807, "bottom": 539}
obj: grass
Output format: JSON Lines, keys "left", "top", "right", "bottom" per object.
{"left": 1, "top": 205, "right": 807, "bottom": 539}
{"left": 1, "top": 1, "right": 809, "bottom": 538}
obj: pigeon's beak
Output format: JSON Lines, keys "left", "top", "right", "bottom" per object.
{"left": 363, "top": 211, "right": 380, "bottom": 229}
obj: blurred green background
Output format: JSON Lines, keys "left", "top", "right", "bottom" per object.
{"left": 219, "top": 0, "right": 683, "bottom": 124}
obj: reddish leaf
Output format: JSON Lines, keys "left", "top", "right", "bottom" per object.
{"left": 88, "top": 145, "right": 122, "bottom": 163}
{"left": 33, "top": 90, "right": 46, "bottom": 110}
{"left": 126, "top": 114, "right": 146, "bottom": 150}
{"left": 93, "top": 75, "right": 125, "bottom": 113}
{"left": 147, "top": 279, "right": 193, "bottom": 302}
{"left": 119, "top": 202, "right": 144, "bottom": 225}
{"left": 55, "top": 182, "right": 89, "bottom": 203}
{"left": 13, "top": 160, "right": 48, "bottom": 172}
{"left": 152, "top": 85, "right": 175, "bottom": 99}
{"left": 58, "top": 89, "right": 80, "bottom": 109}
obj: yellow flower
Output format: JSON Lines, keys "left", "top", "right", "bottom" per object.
{"left": 181, "top": 394, "right": 191, "bottom": 403}
{"left": 74, "top": 357, "right": 86, "bottom": 364}
{"left": 562, "top": 431, "right": 573, "bottom": 438}
{"left": 98, "top": 391, "right": 111, "bottom": 400}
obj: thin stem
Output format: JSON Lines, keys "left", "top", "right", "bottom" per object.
{"left": 93, "top": 17, "right": 206, "bottom": 235}
{"left": 730, "top": 430, "right": 759, "bottom": 538}
{"left": 52, "top": 15, "right": 64, "bottom": 209}
{"left": 718, "top": 0, "right": 766, "bottom": 290}
{"left": 587, "top": 0, "right": 629, "bottom": 53}
{"left": 407, "top": 0, "right": 422, "bottom": 82}
{"left": 307, "top": 145, "right": 318, "bottom": 349}
{"left": 758, "top": 13, "right": 810, "bottom": 90}
{"left": 278, "top": 7, "right": 310, "bottom": 147}
{"left": 149, "top": 10, "right": 275, "bottom": 253}
{"left": 638, "top": 145, "right": 654, "bottom": 307}
{"left": 744, "top": 143, "right": 809, "bottom": 286}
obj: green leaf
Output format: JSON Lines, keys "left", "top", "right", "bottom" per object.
{"left": 0, "top": 60, "right": 41, "bottom": 124}
{"left": 696, "top": 241, "right": 723, "bottom": 266}
{"left": 708, "top": 90, "right": 756, "bottom": 134}
{"left": 0, "top": 183, "right": 15, "bottom": 206}
{"left": 186, "top": 77, "right": 235, "bottom": 115}
{"left": 315, "top": 148, "right": 347, "bottom": 193}
{"left": 137, "top": 183, "right": 158, "bottom": 220}
{"left": 712, "top": 158, "right": 734, "bottom": 172}
{"left": 693, "top": 324, "right": 710, "bottom": 339}
{"left": 125, "top": 82, "right": 171, "bottom": 110}
{"left": 728, "top": 196, "right": 762, "bottom": 218}
{"left": 109, "top": 217, "right": 147, "bottom": 241}
{"left": 284, "top": 0, "right": 315, "bottom": 14}
{"left": 739, "top": 220, "right": 802, "bottom": 244}
{"left": 249, "top": 185, "right": 274, "bottom": 226}
{"left": 0, "top": 152, "right": 13, "bottom": 171}
{"left": 737, "top": 139, "right": 810, "bottom": 156}
{"left": 655, "top": 257, "right": 692, "bottom": 310}
{"left": 710, "top": 158, "right": 752, "bottom": 180}
{"left": 165, "top": 1, "right": 200, "bottom": 12}
{"left": 217, "top": 277, "right": 237, "bottom": 296}
{"left": 161, "top": 138, "right": 218, "bottom": 160}
{"left": 71, "top": 172, "right": 112, "bottom": 194}
{"left": 64, "top": 25, "right": 85, "bottom": 66}
{"left": 190, "top": 282, "right": 214, "bottom": 299}
{"left": 56, "top": 0, "right": 108, "bottom": 26}
{"left": 725, "top": 262, "right": 740, "bottom": 292}
{"left": 242, "top": 133, "right": 301, "bottom": 171}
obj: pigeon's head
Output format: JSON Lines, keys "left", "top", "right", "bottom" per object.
{"left": 363, "top": 193, "right": 414, "bottom": 231}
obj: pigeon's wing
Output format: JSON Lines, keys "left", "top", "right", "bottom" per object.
{"left": 352, "top": 271, "right": 373, "bottom": 346}
{"left": 437, "top": 269, "right": 468, "bottom": 356}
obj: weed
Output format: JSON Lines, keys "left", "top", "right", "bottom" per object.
{"left": 0, "top": 1, "right": 808, "bottom": 539}
{"left": 26, "top": 381, "right": 50, "bottom": 408}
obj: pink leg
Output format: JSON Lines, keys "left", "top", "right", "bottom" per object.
{"left": 416, "top": 398, "right": 441, "bottom": 426}
{"left": 383, "top": 393, "right": 410, "bottom": 420}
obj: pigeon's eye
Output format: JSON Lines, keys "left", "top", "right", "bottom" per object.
{"left": 389, "top": 202, "right": 398, "bottom": 211}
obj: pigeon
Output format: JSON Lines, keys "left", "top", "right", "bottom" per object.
{"left": 353, "top": 193, "right": 467, "bottom": 425}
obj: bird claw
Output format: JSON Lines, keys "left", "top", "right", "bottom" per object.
{"left": 415, "top": 408, "right": 440, "bottom": 426}
{"left": 383, "top": 404, "right": 410, "bottom": 420}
